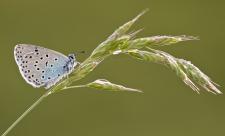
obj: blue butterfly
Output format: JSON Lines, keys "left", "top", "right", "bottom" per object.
{"left": 14, "top": 44, "right": 78, "bottom": 89}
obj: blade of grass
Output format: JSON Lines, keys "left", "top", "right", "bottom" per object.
{"left": 126, "top": 48, "right": 221, "bottom": 94}
{"left": 91, "top": 9, "right": 148, "bottom": 57}
{"left": 177, "top": 59, "right": 222, "bottom": 94}
{"left": 127, "top": 49, "right": 199, "bottom": 93}
{"left": 63, "top": 79, "right": 142, "bottom": 93}
{"left": 126, "top": 35, "right": 199, "bottom": 50}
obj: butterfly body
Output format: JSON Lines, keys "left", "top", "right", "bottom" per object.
{"left": 14, "top": 44, "right": 78, "bottom": 89}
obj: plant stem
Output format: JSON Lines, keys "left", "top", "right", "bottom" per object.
{"left": 62, "top": 85, "right": 86, "bottom": 90}
{"left": 1, "top": 89, "right": 52, "bottom": 136}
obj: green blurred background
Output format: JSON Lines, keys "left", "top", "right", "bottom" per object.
{"left": 0, "top": 0, "right": 225, "bottom": 136}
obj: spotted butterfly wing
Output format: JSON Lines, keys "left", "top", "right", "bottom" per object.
{"left": 14, "top": 44, "right": 77, "bottom": 89}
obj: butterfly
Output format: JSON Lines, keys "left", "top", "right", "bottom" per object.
{"left": 14, "top": 44, "right": 78, "bottom": 89}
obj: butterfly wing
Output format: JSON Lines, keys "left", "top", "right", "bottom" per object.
{"left": 14, "top": 44, "right": 71, "bottom": 88}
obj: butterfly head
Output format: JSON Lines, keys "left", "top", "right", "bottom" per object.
{"left": 67, "top": 54, "right": 78, "bottom": 71}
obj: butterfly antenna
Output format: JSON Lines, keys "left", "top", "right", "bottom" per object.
{"left": 75, "top": 50, "right": 86, "bottom": 54}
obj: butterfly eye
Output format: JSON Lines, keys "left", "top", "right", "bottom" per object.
{"left": 68, "top": 54, "right": 75, "bottom": 60}
{"left": 69, "top": 56, "right": 74, "bottom": 59}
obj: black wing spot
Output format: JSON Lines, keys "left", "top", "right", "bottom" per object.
{"left": 35, "top": 61, "right": 38, "bottom": 63}
{"left": 29, "top": 56, "right": 32, "bottom": 58}
{"left": 48, "top": 77, "right": 51, "bottom": 79}
{"left": 25, "top": 56, "right": 28, "bottom": 58}
{"left": 27, "top": 70, "right": 30, "bottom": 73}
{"left": 34, "top": 64, "right": 37, "bottom": 67}
{"left": 50, "top": 64, "right": 53, "bottom": 67}
{"left": 46, "top": 54, "right": 48, "bottom": 57}
{"left": 37, "top": 68, "right": 40, "bottom": 70}
{"left": 42, "top": 70, "right": 45, "bottom": 73}
{"left": 45, "top": 61, "right": 48, "bottom": 66}
{"left": 31, "top": 75, "right": 34, "bottom": 77}
{"left": 55, "top": 58, "right": 58, "bottom": 61}
{"left": 28, "top": 76, "right": 31, "bottom": 79}
{"left": 35, "top": 49, "right": 38, "bottom": 52}
{"left": 36, "top": 52, "right": 39, "bottom": 55}
{"left": 40, "top": 57, "right": 43, "bottom": 60}
{"left": 42, "top": 76, "right": 45, "bottom": 79}
{"left": 58, "top": 74, "right": 60, "bottom": 77}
